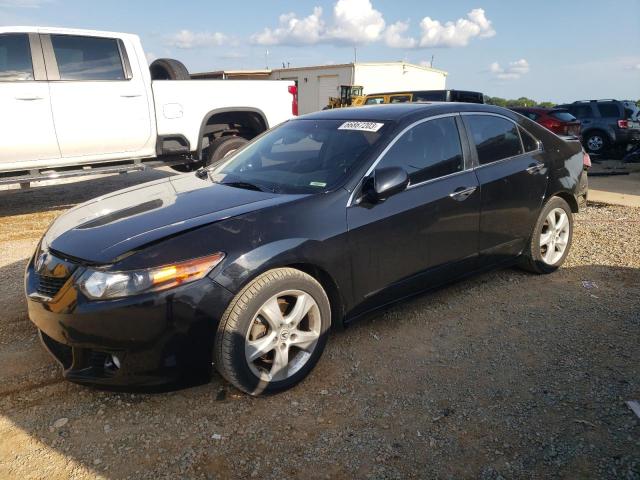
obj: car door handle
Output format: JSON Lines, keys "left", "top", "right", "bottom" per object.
{"left": 15, "top": 96, "right": 43, "bottom": 101}
{"left": 120, "top": 94, "right": 142, "bottom": 98}
{"left": 526, "top": 162, "right": 544, "bottom": 174}
{"left": 449, "top": 186, "right": 477, "bottom": 201}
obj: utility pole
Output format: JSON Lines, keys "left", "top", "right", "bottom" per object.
{"left": 430, "top": 55, "right": 434, "bottom": 68}
{"left": 265, "top": 49, "right": 269, "bottom": 69}
{"left": 353, "top": 47, "right": 357, "bottom": 64}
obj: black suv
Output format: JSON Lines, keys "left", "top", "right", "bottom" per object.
{"left": 555, "top": 100, "right": 640, "bottom": 154}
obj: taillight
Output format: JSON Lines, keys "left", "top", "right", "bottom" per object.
{"left": 618, "top": 119, "right": 628, "bottom": 129}
{"left": 288, "top": 85, "right": 298, "bottom": 116}
{"left": 583, "top": 151, "right": 591, "bottom": 169}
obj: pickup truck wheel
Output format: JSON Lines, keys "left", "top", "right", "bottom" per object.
{"left": 150, "top": 58, "right": 190, "bottom": 80}
{"left": 206, "top": 136, "right": 248, "bottom": 168}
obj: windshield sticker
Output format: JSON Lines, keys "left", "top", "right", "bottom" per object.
{"left": 338, "top": 121, "right": 384, "bottom": 132}
{"left": 309, "top": 181, "right": 327, "bottom": 187}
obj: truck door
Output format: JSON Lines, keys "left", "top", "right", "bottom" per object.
{"left": 43, "top": 33, "right": 151, "bottom": 158}
{"left": 0, "top": 33, "right": 60, "bottom": 164}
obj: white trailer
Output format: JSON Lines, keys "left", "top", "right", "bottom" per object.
{"left": 270, "top": 62, "right": 447, "bottom": 115}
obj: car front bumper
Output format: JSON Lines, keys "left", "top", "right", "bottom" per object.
{"left": 25, "top": 257, "right": 234, "bottom": 388}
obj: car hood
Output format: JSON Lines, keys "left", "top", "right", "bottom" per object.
{"left": 43, "top": 174, "right": 305, "bottom": 264}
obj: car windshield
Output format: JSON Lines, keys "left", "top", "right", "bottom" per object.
{"left": 208, "top": 119, "right": 392, "bottom": 194}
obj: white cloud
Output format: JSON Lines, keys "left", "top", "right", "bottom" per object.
{"left": 145, "top": 52, "right": 157, "bottom": 64}
{"left": 326, "top": 0, "right": 385, "bottom": 44}
{"left": 634, "top": 63, "right": 640, "bottom": 70}
{"left": 251, "top": 2, "right": 495, "bottom": 49}
{"left": 251, "top": 7, "right": 325, "bottom": 46}
{"left": 166, "top": 30, "right": 229, "bottom": 49}
{"left": 489, "top": 59, "right": 530, "bottom": 80}
{"left": 384, "top": 21, "right": 417, "bottom": 49}
{"left": 419, "top": 8, "right": 495, "bottom": 47}
{"left": 252, "top": 0, "right": 384, "bottom": 46}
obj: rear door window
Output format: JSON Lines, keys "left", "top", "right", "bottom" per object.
{"left": 0, "top": 33, "right": 33, "bottom": 81}
{"left": 519, "top": 127, "right": 540, "bottom": 152}
{"left": 365, "top": 96, "right": 384, "bottom": 105}
{"left": 465, "top": 115, "right": 523, "bottom": 165}
{"left": 50, "top": 35, "right": 125, "bottom": 80}
{"left": 570, "top": 104, "right": 593, "bottom": 119}
{"left": 376, "top": 116, "right": 464, "bottom": 184}
{"left": 389, "top": 95, "right": 411, "bottom": 103}
{"left": 597, "top": 103, "right": 620, "bottom": 118}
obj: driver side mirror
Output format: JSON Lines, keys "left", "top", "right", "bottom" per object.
{"left": 361, "top": 167, "right": 409, "bottom": 204}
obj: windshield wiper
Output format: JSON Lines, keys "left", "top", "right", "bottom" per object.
{"left": 219, "top": 181, "right": 269, "bottom": 192}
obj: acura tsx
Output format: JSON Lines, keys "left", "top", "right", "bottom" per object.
{"left": 25, "top": 103, "right": 588, "bottom": 395}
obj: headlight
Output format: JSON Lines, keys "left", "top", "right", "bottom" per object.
{"left": 78, "top": 253, "right": 225, "bottom": 300}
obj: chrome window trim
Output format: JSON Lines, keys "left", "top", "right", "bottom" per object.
{"left": 406, "top": 168, "right": 469, "bottom": 190}
{"left": 347, "top": 112, "right": 461, "bottom": 207}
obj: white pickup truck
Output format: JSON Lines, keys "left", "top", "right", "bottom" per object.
{"left": 0, "top": 26, "right": 296, "bottom": 185}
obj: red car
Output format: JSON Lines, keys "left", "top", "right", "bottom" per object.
{"left": 511, "top": 107, "right": 581, "bottom": 137}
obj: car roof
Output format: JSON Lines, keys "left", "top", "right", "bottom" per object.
{"left": 299, "top": 102, "right": 507, "bottom": 122}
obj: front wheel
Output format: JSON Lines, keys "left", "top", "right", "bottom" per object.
{"left": 519, "top": 196, "right": 573, "bottom": 274}
{"left": 214, "top": 268, "right": 331, "bottom": 395}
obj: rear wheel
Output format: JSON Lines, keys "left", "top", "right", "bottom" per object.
{"left": 205, "top": 136, "right": 248, "bottom": 168}
{"left": 214, "top": 268, "right": 331, "bottom": 395}
{"left": 519, "top": 196, "right": 573, "bottom": 274}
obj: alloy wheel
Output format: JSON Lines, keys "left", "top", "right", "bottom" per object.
{"left": 587, "top": 135, "right": 604, "bottom": 152}
{"left": 245, "top": 290, "right": 321, "bottom": 382}
{"left": 539, "top": 207, "right": 570, "bottom": 265}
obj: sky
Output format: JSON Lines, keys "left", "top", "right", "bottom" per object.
{"left": 1, "top": 0, "right": 639, "bottom": 103}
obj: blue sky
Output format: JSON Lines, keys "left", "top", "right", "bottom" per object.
{"left": 2, "top": 0, "right": 639, "bottom": 103}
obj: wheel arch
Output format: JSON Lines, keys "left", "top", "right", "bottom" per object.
{"left": 583, "top": 127, "right": 614, "bottom": 144}
{"left": 547, "top": 189, "right": 579, "bottom": 213}
{"left": 197, "top": 107, "right": 269, "bottom": 160}
{"left": 285, "top": 263, "right": 346, "bottom": 330}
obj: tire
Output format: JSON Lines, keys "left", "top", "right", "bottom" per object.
{"left": 149, "top": 58, "right": 190, "bottom": 80}
{"left": 519, "top": 196, "right": 573, "bottom": 274}
{"left": 205, "top": 136, "right": 248, "bottom": 168}
{"left": 214, "top": 268, "right": 331, "bottom": 395}
{"left": 584, "top": 131, "right": 608, "bottom": 154}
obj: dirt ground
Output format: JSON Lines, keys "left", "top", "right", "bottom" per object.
{"left": 0, "top": 170, "right": 638, "bottom": 479}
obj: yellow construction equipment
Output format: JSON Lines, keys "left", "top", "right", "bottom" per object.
{"left": 325, "top": 85, "right": 364, "bottom": 109}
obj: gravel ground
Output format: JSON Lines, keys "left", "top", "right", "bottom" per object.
{"left": 0, "top": 171, "right": 638, "bottom": 479}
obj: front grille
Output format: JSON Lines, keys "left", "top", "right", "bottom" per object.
{"left": 36, "top": 274, "right": 68, "bottom": 298}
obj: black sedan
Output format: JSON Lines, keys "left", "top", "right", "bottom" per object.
{"left": 26, "top": 103, "right": 588, "bottom": 395}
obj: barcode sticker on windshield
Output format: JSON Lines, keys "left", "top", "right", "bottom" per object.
{"left": 338, "top": 121, "right": 384, "bottom": 132}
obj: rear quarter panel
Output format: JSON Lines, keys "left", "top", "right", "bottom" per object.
{"left": 152, "top": 80, "right": 295, "bottom": 150}
{"left": 521, "top": 118, "right": 583, "bottom": 208}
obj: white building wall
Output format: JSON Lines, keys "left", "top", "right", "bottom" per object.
{"left": 270, "top": 62, "right": 448, "bottom": 114}
{"left": 353, "top": 63, "right": 447, "bottom": 95}
{"left": 271, "top": 65, "right": 353, "bottom": 115}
